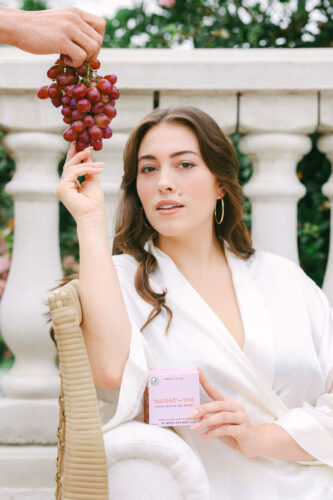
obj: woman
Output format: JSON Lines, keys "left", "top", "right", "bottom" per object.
{"left": 54, "top": 106, "right": 333, "bottom": 499}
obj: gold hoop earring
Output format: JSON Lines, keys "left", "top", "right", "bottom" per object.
{"left": 214, "top": 197, "right": 224, "bottom": 224}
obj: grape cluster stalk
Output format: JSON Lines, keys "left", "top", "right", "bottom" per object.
{"left": 37, "top": 54, "right": 119, "bottom": 151}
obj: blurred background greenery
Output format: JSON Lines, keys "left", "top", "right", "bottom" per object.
{"left": 0, "top": 0, "right": 331, "bottom": 368}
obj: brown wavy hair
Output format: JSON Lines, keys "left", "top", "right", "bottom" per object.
{"left": 112, "top": 106, "right": 255, "bottom": 335}
{"left": 44, "top": 106, "right": 255, "bottom": 342}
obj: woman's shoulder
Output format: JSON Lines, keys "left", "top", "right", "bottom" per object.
{"left": 247, "top": 247, "right": 300, "bottom": 274}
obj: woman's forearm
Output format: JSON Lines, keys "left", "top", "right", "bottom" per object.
{"left": 257, "top": 423, "right": 316, "bottom": 462}
{"left": 77, "top": 215, "right": 132, "bottom": 390}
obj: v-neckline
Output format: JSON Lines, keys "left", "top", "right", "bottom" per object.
{"left": 148, "top": 238, "right": 248, "bottom": 355}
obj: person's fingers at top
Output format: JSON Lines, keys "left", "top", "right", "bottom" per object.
{"left": 78, "top": 20, "right": 104, "bottom": 55}
{"left": 62, "top": 39, "right": 87, "bottom": 68}
{"left": 77, "top": 9, "right": 106, "bottom": 39}
{"left": 69, "top": 27, "right": 99, "bottom": 62}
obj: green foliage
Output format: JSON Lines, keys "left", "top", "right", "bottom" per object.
{"left": 0, "top": 0, "right": 332, "bottom": 367}
{"left": 102, "top": 0, "right": 333, "bottom": 49}
{"left": 21, "top": 0, "right": 47, "bottom": 10}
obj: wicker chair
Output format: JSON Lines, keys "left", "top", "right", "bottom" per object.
{"left": 47, "top": 278, "right": 109, "bottom": 500}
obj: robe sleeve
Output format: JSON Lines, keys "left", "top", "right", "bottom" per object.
{"left": 94, "top": 260, "right": 151, "bottom": 434}
{"left": 274, "top": 264, "right": 333, "bottom": 467}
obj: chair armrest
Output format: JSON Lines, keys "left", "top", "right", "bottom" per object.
{"left": 48, "top": 279, "right": 108, "bottom": 499}
{"left": 103, "top": 420, "right": 210, "bottom": 500}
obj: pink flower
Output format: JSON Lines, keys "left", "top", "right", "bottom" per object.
{"left": 0, "top": 278, "right": 7, "bottom": 298}
{"left": 0, "top": 256, "right": 10, "bottom": 275}
{"left": 62, "top": 255, "right": 79, "bottom": 271}
{"left": 159, "top": 0, "right": 175, "bottom": 7}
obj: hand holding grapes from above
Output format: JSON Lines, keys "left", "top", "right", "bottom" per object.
{"left": 0, "top": 6, "right": 106, "bottom": 68}
{"left": 55, "top": 142, "right": 106, "bottom": 223}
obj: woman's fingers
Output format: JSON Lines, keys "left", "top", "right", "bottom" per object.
{"left": 64, "top": 141, "right": 78, "bottom": 164}
{"left": 61, "top": 162, "right": 104, "bottom": 182}
{"left": 65, "top": 144, "right": 93, "bottom": 168}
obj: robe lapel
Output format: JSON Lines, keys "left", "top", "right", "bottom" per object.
{"left": 144, "top": 237, "right": 287, "bottom": 420}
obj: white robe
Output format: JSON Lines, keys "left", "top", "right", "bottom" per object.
{"left": 96, "top": 236, "right": 333, "bottom": 499}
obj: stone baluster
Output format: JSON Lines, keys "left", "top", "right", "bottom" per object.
{"left": 317, "top": 91, "right": 333, "bottom": 301}
{"left": 238, "top": 93, "right": 317, "bottom": 263}
{"left": 0, "top": 131, "right": 67, "bottom": 443}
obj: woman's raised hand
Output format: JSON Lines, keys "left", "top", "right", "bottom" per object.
{"left": 55, "top": 142, "right": 105, "bottom": 223}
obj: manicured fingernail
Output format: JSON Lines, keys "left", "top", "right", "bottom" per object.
{"left": 190, "top": 422, "right": 201, "bottom": 429}
{"left": 188, "top": 409, "right": 199, "bottom": 418}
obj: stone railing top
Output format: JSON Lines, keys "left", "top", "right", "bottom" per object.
{"left": 0, "top": 47, "right": 333, "bottom": 92}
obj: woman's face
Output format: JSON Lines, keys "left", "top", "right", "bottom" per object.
{"left": 136, "top": 122, "right": 224, "bottom": 238}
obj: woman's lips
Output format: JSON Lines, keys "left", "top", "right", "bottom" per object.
{"left": 156, "top": 206, "right": 184, "bottom": 215}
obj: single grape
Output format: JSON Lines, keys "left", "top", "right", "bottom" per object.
{"left": 72, "top": 109, "right": 86, "bottom": 121}
{"left": 76, "top": 64, "right": 88, "bottom": 77}
{"left": 76, "top": 141, "right": 89, "bottom": 152}
{"left": 105, "top": 74, "right": 117, "bottom": 85}
{"left": 102, "top": 126, "right": 113, "bottom": 139}
{"left": 48, "top": 83, "right": 61, "bottom": 98}
{"left": 61, "top": 106, "right": 72, "bottom": 118}
{"left": 60, "top": 95, "right": 71, "bottom": 105}
{"left": 90, "top": 137, "right": 103, "bottom": 151}
{"left": 97, "top": 79, "right": 113, "bottom": 94}
{"left": 56, "top": 73, "right": 73, "bottom": 86}
{"left": 83, "top": 115, "right": 95, "bottom": 127}
{"left": 90, "top": 59, "right": 101, "bottom": 70}
{"left": 37, "top": 86, "right": 49, "bottom": 99}
{"left": 91, "top": 101, "right": 104, "bottom": 114}
{"left": 104, "top": 104, "right": 117, "bottom": 118}
{"left": 100, "top": 92, "right": 110, "bottom": 104}
{"left": 94, "top": 113, "right": 111, "bottom": 129}
{"left": 47, "top": 65, "right": 63, "bottom": 80}
{"left": 110, "top": 86, "right": 120, "bottom": 99}
{"left": 72, "top": 120, "right": 85, "bottom": 133}
{"left": 89, "top": 124, "right": 103, "bottom": 139}
{"left": 63, "top": 127, "right": 77, "bottom": 142}
{"left": 77, "top": 129, "right": 90, "bottom": 143}
{"left": 51, "top": 96, "right": 61, "bottom": 107}
{"left": 70, "top": 98, "right": 77, "bottom": 109}
{"left": 77, "top": 99, "right": 91, "bottom": 112}
{"left": 86, "top": 87, "right": 101, "bottom": 103}
{"left": 63, "top": 116, "right": 73, "bottom": 125}
{"left": 65, "top": 85, "right": 74, "bottom": 97}
{"left": 73, "top": 83, "right": 87, "bottom": 100}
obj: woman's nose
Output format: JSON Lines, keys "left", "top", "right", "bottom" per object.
{"left": 157, "top": 170, "right": 176, "bottom": 191}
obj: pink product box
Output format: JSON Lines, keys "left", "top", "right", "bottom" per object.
{"left": 144, "top": 368, "right": 200, "bottom": 427}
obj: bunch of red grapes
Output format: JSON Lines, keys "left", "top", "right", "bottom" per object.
{"left": 37, "top": 54, "right": 119, "bottom": 151}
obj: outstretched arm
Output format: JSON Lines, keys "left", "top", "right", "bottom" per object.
{"left": 0, "top": 6, "right": 106, "bottom": 67}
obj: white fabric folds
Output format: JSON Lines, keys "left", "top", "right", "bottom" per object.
{"left": 95, "top": 236, "right": 333, "bottom": 499}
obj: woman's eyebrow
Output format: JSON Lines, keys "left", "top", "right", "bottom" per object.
{"left": 138, "top": 150, "right": 199, "bottom": 162}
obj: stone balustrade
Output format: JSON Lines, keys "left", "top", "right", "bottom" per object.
{"left": 0, "top": 47, "right": 332, "bottom": 498}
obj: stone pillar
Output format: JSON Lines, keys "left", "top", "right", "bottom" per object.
{"left": 0, "top": 131, "right": 67, "bottom": 443}
{"left": 238, "top": 92, "right": 317, "bottom": 262}
{"left": 317, "top": 91, "right": 333, "bottom": 302}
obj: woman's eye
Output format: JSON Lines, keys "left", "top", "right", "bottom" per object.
{"left": 178, "top": 162, "right": 194, "bottom": 169}
{"left": 141, "top": 166, "right": 156, "bottom": 173}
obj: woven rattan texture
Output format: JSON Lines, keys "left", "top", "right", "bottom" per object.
{"left": 48, "top": 280, "right": 109, "bottom": 499}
